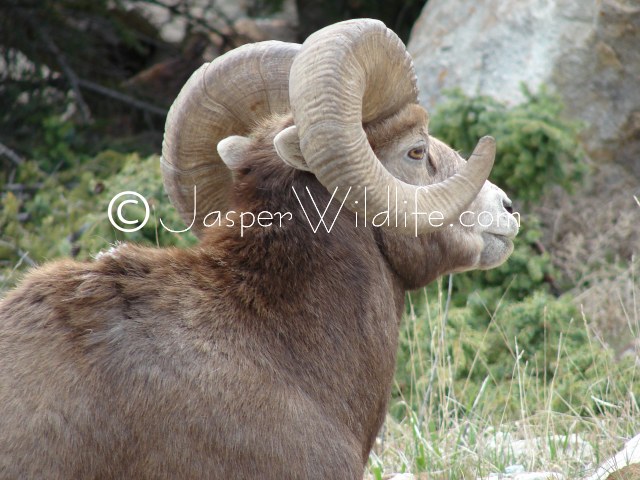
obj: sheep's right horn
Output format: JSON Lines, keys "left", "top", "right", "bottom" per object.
{"left": 161, "top": 41, "right": 300, "bottom": 237}
{"left": 289, "top": 20, "right": 494, "bottom": 235}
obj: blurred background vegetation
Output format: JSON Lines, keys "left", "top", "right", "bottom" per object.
{"left": 1, "top": 1, "right": 638, "bottom": 477}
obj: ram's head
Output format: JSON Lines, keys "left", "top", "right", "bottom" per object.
{"left": 161, "top": 20, "right": 519, "bottom": 286}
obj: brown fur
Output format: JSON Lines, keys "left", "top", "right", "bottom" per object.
{"left": 0, "top": 111, "right": 489, "bottom": 479}
{"left": 365, "top": 104, "right": 429, "bottom": 151}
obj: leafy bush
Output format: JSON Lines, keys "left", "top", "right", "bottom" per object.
{"left": 422, "top": 87, "right": 588, "bottom": 308}
{"left": 450, "top": 214, "right": 556, "bottom": 307}
{"left": 395, "top": 289, "right": 639, "bottom": 420}
{"left": 430, "top": 85, "right": 587, "bottom": 203}
{"left": 0, "top": 150, "right": 196, "bottom": 290}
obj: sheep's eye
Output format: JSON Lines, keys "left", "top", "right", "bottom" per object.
{"left": 407, "top": 147, "right": 426, "bottom": 160}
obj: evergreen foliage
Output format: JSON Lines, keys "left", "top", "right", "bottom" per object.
{"left": 395, "top": 290, "right": 639, "bottom": 420}
{"left": 430, "top": 86, "right": 587, "bottom": 203}
{"left": 426, "top": 87, "right": 588, "bottom": 308}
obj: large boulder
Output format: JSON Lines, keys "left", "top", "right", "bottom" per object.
{"left": 408, "top": 0, "right": 640, "bottom": 177}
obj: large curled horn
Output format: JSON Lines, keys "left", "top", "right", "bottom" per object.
{"left": 289, "top": 19, "right": 495, "bottom": 235}
{"left": 161, "top": 41, "right": 300, "bottom": 237}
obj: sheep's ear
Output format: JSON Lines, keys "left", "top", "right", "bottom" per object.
{"left": 218, "top": 135, "right": 252, "bottom": 170}
{"left": 274, "top": 126, "right": 311, "bottom": 171}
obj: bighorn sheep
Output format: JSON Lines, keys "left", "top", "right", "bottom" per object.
{"left": 0, "top": 20, "right": 518, "bottom": 479}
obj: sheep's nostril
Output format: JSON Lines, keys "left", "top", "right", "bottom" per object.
{"left": 503, "top": 198, "right": 513, "bottom": 214}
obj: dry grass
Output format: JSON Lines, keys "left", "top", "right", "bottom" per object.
{"left": 366, "top": 282, "right": 640, "bottom": 479}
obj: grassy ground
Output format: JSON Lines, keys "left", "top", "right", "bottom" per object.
{"left": 366, "top": 268, "right": 640, "bottom": 479}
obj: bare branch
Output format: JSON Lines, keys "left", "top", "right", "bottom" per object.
{"left": 5, "top": 78, "right": 168, "bottom": 117}
{"left": 3, "top": 183, "right": 44, "bottom": 193}
{"left": 0, "top": 240, "right": 37, "bottom": 268}
{"left": 0, "top": 141, "right": 24, "bottom": 166}
{"left": 27, "top": 18, "right": 92, "bottom": 125}
{"left": 76, "top": 78, "right": 168, "bottom": 117}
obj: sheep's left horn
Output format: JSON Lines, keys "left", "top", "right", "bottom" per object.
{"left": 161, "top": 41, "right": 300, "bottom": 237}
{"left": 289, "top": 19, "right": 493, "bottom": 235}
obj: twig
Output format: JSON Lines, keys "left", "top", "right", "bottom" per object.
{"left": 27, "top": 18, "right": 92, "bottom": 125}
{"left": 0, "top": 141, "right": 24, "bottom": 166}
{"left": 0, "top": 240, "right": 37, "bottom": 268}
{"left": 533, "top": 239, "right": 547, "bottom": 254}
{"left": 3, "top": 183, "right": 44, "bottom": 192}
{"left": 6, "top": 78, "right": 168, "bottom": 117}
{"left": 77, "top": 78, "right": 168, "bottom": 117}
{"left": 442, "top": 273, "right": 454, "bottom": 326}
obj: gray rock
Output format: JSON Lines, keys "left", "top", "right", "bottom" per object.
{"left": 505, "top": 465, "right": 526, "bottom": 474}
{"left": 481, "top": 471, "right": 565, "bottom": 479}
{"left": 408, "top": 0, "right": 640, "bottom": 177}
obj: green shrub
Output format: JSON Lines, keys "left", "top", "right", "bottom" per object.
{"left": 395, "top": 290, "right": 639, "bottom": 420}
{"left": 430, "top": 85, "right": 587, "bottom": 203}
{"left": 424, "top": 87, "right": 587, "bottom": 308}
{"left": 451, "top": 214, "right": 556, "bottom": 307}
{"left": 0, "top": 151, "right": 196, "bottom": 290}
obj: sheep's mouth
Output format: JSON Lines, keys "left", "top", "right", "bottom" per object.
{"left": 478, "top": 233, "right": 516, "bottom": 269}
{"left": 484, "top": 224, "right": 519, "bottom": 241}
{"left": 489, "top": 232, "right": 517, "bottom": 240}
{"left": 483, "top": 232, "right": 516, "bottom": 247}
{"left": 494, "top": 234, "right": 514, "bottom": 246}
